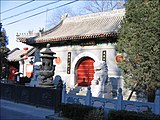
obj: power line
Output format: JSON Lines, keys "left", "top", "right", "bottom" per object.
{"left": 4, "top": 0, "right": 79, "bottom": 26}
{"left": 1, "top": 0, "right": 61, "bottom": 21}
{"left": 0, "top": 0, "right": 35, "bottom": 14}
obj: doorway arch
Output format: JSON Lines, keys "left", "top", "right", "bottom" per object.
{"left": 76, "top": 57, "right": 95, "bottom": 86}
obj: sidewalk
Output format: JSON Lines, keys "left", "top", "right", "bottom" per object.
{"left": 0, "top": 99, "right": 54, "bottom": 119}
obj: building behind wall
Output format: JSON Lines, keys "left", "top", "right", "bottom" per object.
{"left": 6, "top": 47, "right": 39, "bottom": 84}
{"left": 17, "top": 9, "right": 125, "bottom": 97}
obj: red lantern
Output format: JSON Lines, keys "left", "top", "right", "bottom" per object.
{"left": 23, "top": 57, "right": 28, "bottom": 60}
{"left": 23, "top": 47, "right": 28, "bottom": 60}
{"left": 115, "top": 54, "right": 125, "bottom": 64}
{"left": 23, "top": 47, "right": 28, "bottom": 50}
{"left": 55, "top": 57, "right": 62, "bottom": 65}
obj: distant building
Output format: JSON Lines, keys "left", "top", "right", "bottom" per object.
{"left": 7, "top": 47, "right": 38, "bottom": 83}
{"left": 17, "top": 9, "right": 125, "bottom": 95}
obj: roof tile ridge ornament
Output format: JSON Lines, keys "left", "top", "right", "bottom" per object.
{"left": 16, "top": 31, "right": 39, "bottom": 42}
{"left": 61, "top": 13, "right": 68, "bottom": 21}
{"left": 41, "top": 14, "right": 68, "bottom": 37}
{"left": 16, "top": 31, "right": 38, "bottom": 37}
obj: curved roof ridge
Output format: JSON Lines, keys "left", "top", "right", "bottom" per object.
{"left": 42, "top": 20, "right": 64, "bottom": 36}
{"left": 42, "top": 14, "right": 69, "bottom": 36}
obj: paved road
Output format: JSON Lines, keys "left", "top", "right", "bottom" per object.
{"left": 0, "top": 99, "right": 54, "bottom": 120}
{"left": 1, "top": 107, "right": 46, "bottom": 120}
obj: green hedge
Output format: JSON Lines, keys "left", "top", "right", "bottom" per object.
{"left": 59, "top": 103, "right": 104, "bottom": 120}
{"left": 108, "top": 110, "right": 160, "bottom": 120}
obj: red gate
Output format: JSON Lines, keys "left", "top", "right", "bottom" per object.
{"left": 77, "top": 58, "right": 95, "bottom": 86}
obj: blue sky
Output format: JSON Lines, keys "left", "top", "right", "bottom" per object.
{"left": 1, "top": 0, "right": 124, "bottom": 50}
{"left": 1, "top": 0, "right": 84, "bottom": 50}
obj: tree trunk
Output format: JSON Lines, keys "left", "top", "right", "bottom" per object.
{"left": 127, "top": 82, "right": 139, "bottom": 100}
{"left": 127, "top": 88, "right": 135, "bottom": 100}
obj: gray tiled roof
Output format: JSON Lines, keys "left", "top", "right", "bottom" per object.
{"left": 7, "top": 49, "right": 25, "bottom": 61}
{"left": 7, "top": 47, "right": 38, "bottom": 61}
{"left": 36, "top": 9, "right": 125, "bottom": 42}
{"left": 17, "top": 9, "right": 125, "bottom": 43}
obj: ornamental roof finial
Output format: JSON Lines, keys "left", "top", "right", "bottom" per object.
{"left": 47, "top": 43, "right": 50, "bottom": 48}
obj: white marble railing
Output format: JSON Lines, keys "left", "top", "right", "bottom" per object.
{"left": 62, "top": 84, "right": 160, "bottom": 115}
{"left": 92, "top": 97, "right": 117, "bottom": 109}
{"left": 123, "top": 100, "right": 154, "bottom": 112}
{"left": 65, "top": 94, "right": 86, "bottom": 105}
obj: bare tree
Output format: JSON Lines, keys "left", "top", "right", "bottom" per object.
{"left": 46, "top": 7, "right": 78, "bottom": 29}
{"left": 82, "top": 0, "right": 125, "bottom": 14}
{"left": 84, "top": 0, "right": 112, "bottom": 13}
{"left": 47, "top": 0, "right": 125, "bottom": 29}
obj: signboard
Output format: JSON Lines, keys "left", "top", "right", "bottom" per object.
{"left": 67, "top": 52, "right": 71, "bottom": 74}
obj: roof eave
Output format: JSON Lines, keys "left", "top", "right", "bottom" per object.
{"left": 34, "top": 32, "right": 117, "bottom": 43}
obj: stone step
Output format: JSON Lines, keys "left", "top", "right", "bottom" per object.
{"left": 68, "top": 86, "right": 82, "bottom": 94}
{"left": 77, "top": 87, "right": 88, "bottom": 96}
{"left": 68, "top": 86, "right": 88, "bottom": 95}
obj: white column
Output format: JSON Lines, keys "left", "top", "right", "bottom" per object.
{"left": 19, "top": 60, "right": 24, "bottom": 77}
{"left": 154, "top": 89, "right": 160, "bottom": 115}
{"left": 86, "top": 86, "right": 92, "bottom": 106}
{"left": 62, "top": 84, "right": 66, "bottom": 103}
{"left": 117, "top": 88, "right": 123, "bottom": 110}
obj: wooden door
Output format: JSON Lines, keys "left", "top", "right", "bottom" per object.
{"left": 77, "top": 58, "right": 94, "bottom": 86}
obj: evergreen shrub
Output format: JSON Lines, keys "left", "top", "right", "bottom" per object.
{"left": 108, "top": 110, "right": 160, "bottom": 120}
{"left": 84, "top": 107, "right": 104, "bottom": 120}
{"left": 60, "top": 103, "right": 104, "bottom": 120}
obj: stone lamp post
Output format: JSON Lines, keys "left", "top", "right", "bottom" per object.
{"left": 39, "top": 44, "right": 56, "bottom": 88}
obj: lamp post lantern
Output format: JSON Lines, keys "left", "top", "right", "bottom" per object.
{"left": 39, "top": 44, "right": 56, "bottom": 88}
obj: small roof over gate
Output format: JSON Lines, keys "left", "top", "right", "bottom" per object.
{"left": 17, "top": 8, "right": 125, "bottom": 44}
{"left": 7, "top": 49, "right": 25, "bottom": 61}
{"left": 7, "top": 47, "right": 38, "bottom": 61}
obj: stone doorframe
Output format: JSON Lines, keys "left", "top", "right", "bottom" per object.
{"left": 70, "top": 52, "right": 99, "bottom": 87}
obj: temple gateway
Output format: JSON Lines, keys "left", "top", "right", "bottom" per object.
{"left": 16, "top": 9, "right": 125, "bottom": 97}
